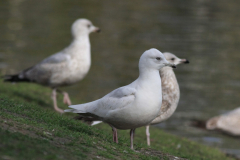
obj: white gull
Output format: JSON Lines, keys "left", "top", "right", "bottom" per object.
{"left": 4, "top": 18, "right": 100, "bottom": 113}
{"left": 87, "top": 52, "right": 189, "bottom": 146}
{"left": 65, "top": 48, "right": 176, "bottom": 149}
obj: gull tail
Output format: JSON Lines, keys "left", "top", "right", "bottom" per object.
{"left": 74, "top": 116, "right": 102, "bottom": 126}
{"left": 64, "top": 109, "right": 83, "bottom": 113}
{"left": 64, "top": 104, "right": 87, "bottom": 113}
{"left": 64, "top": 101, "right": 95, "bottom": 113}
{"left": 65, "top": 101, "right": 102, "bottom": 125}
{"left": 65, "top": 99, "right": 99, "bottom": 113}
{"left": 3, "top": 74, "right": 31, "bottom": 83}
{"left": 3, "top": 66, "right": 33, "bottom": 83}
{"left": 91, "top": 121, "right": 102, "bottom": 126}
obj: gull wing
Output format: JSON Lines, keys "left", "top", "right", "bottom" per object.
{"left": 40, "top": 51, "right": 70, "bottom": 64}
{"left": 66, "top": 86, "right": 136, "bottom": 119}
{"left": 4, "top": 50, "right": 71, "bottom": 84}
{"left": 19, "top": 52, "right": 71, "bottom": 84}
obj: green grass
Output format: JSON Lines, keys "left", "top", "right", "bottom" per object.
{"left": 0, "top": 81, "right": 235, "bottom": 160}
{"left": 0, "top": 129, "right": 87, "bottom": 160}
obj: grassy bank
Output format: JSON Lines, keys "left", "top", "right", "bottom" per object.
{"left": 0, "top": 81, "right": 234, "bottom": 160}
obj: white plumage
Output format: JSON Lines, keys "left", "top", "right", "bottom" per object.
{"left": 88, "top": 52, "right": 189, "bottom": 146}
{"left": 65, "top": 48, "right": 176, "bottom": 149}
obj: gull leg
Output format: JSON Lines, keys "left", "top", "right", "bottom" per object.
{"left": 52, "top": 89, "right": 64, "bottom": 113}
{"left": 115, "top": 128, "right": 118, "bottom": 143}
{"left": 146, "top": 125, "right": 151, "bottom": 146}
{"left": 57, "top": 89, "right": 72, "bottom": 105}
{"left": 130, "top": 128, "right": 136, "bottom": 150}
{"left": 62, "top": 92, "right": 72, "bottom": 105}
{"left": 112, "top": 127, "right": 118, "bottom": 143}
{"left": 112, "top": 128, "right": 115, "bottom": 142}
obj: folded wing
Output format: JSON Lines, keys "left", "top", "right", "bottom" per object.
{"left": 65, "top": 86, "right": 136, "bottom": 121}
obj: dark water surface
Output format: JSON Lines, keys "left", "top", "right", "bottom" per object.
{"left": 1, "top": 0, "right": 240, "bottom": 157}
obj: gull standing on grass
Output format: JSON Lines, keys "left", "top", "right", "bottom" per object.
{"left": 88, "top": 52, "right": 189, "bottom": 145}
{"left": 3, "top": 18, "right": 100, "bottom": 113}
{"left": 146, "top": 52, "right": 189, "bottom": 146}
{"left": 65, "top": 48, "right": 176, "bottom": 149}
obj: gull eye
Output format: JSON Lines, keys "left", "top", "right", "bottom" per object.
{"left": 171, "top": 58, "right": 175, "bottom": 61}
{"left": 156, "top": 57, "right": 161, "bottom": 60}
{"left": 87, "top": 24, "right": 91, "bottom": 28}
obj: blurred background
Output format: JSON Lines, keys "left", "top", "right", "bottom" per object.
{"left": 0, "top": 0, "right": 240, "bottom": 157}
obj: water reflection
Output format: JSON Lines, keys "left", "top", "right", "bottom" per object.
{"left": 1, "top": 0, "right": 240, "bottom": 157}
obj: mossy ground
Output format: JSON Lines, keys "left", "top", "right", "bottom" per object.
{"left": 0, "top": 81, "right": 235, "bottom": 160}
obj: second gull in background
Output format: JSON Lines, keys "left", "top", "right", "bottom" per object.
{"left": 146, "top": 52, "right": 189, "bottom": 146}
{"left": 4, "top": 18, "right": 100, "bottom": 113}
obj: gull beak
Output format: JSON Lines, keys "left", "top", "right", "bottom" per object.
{"left": 165, "top": 63, "right": 176, "bottom": 68}
{"left": 93, "top": 27, "right": 101, "bottom": 33}
{"left": 180, "top": 59, "right": 189, "bottom": 64}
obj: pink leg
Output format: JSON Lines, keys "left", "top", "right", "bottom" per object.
{"left": 130, "top": 128, "right": 135, "bottom": 150}
{"left": 112, "top": 128, "right": 115, "bottom": 142}
{"left": 146, "top": 125, "right": 150, "bottom": 146}
{"left": 52, "top": 89, "right": 64, "bottom": 113}
{"left": 112, "top": 127, "right": 118, "bottom": 143}
{"left": 115, "top": 128, "right": 118, "bottom": 143}
{"left": 63, "top": 92, "right": 72, "bottom": 105}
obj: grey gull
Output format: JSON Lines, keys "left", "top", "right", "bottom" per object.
{"left": 3, "top": 18, "right": 100, "bottom": 113}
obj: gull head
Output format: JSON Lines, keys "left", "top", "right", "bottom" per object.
{"left": 139, "top": 48, "right": 176, "bottom": 71}
{"left": 71, "top": 18, "right": 100, "bottom": 38}
{"left": 163, "top": 52, "right": 189, "bottom": 66}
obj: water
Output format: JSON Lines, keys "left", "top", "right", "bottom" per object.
{"left": 1, "top": 0, "right": 240, "bottom": 157}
